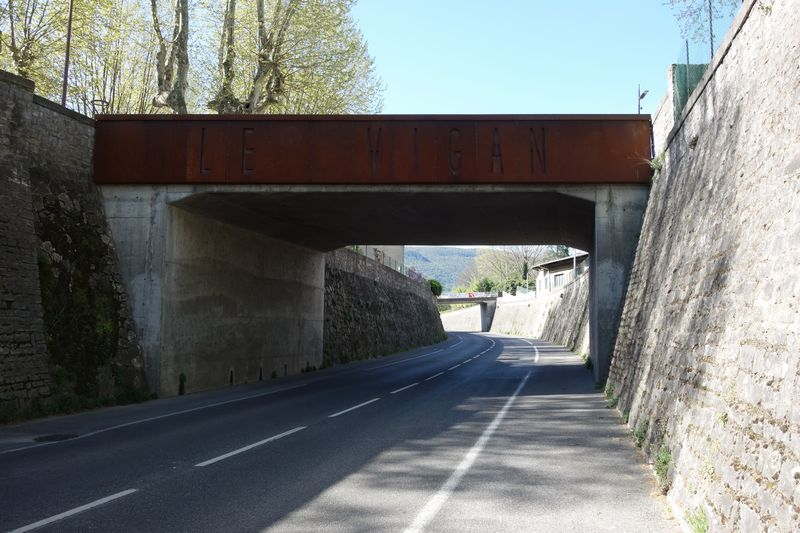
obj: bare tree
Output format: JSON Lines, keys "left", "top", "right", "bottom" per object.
{"left": 665, "top": 0, "right": 740, "bottom": 47}
{"left": 1, "top": 0, "right": 61, "bottom": 80}
{"left": 150, "top": 0, "right": 189, "bottom": 113}
{"left": 505, "top": 246, "right": 556, "bottom": 280}
{"left": 210, "top": 0, "right": 299, "bottom": 114}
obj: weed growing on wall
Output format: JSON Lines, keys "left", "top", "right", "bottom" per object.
{"left": 634, "top": 420, "right": 649, "bottom": 448}
{"left": 654, "top": 445, "right": 672, "bottom": 493}
{"left": 686, "top": 506, "right": 709, "bottom": 533}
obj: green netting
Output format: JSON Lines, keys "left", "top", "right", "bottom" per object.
{"left": 671, "top": 63, "right": 708, "bottom": 120}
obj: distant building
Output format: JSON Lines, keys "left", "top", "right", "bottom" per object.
{"left": 533, "top": 252, "right": 589, "bottom": 293}
{"left": 349, "top": 245, "right": 405, "bottom": 271}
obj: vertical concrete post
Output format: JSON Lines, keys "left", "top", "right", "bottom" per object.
{"left": 479, "top": 300, "right": 497, "bottom": 332}
{"left": 590, "top": 186, "right": 648, "bottom": 383}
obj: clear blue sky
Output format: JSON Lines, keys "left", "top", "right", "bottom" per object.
{"left": 352, "top": 0, "right": 735, "bottom": 116}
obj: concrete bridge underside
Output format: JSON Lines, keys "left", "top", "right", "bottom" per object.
{"left": 102, "top": 184, "right": 648, "bottom": 395}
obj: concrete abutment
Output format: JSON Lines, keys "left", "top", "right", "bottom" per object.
{"left": 102, "top": 187, "right": 325, "bottom": 396}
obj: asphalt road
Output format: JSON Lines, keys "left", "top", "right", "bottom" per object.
{"left": 0, "top": 333, "right": 676, "bottom": 532}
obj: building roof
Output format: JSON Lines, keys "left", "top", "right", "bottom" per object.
{"left": 532, "top": 252, "right": 589, "bottom": 271}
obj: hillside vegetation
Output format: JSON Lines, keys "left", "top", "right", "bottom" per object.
{"left": 405, "top": 247, "right": 477, "bottom": 291}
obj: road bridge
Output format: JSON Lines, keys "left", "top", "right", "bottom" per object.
{"left": 94, "top": 114, "right": 652, "bottom": 394}
{"left": 437, "top": 293, "right": 499, "bottom": 332}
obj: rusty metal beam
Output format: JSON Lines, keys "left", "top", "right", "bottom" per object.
{"left": 93, "top": 115, "right": 653, "bottom": 185}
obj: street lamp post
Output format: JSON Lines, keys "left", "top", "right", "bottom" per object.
{"left": 61, "top": 0, "right": 75, "bottom": 107}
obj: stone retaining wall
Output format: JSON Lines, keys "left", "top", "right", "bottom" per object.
{"left": 324, "top": 248, "right": 446, "bottom": 366}
{"left": 0, "top": 71, "right": 146, "bottom": 421}
{"left": 607, "top": 1, "right": 800, "bottom": 530}
{"left": 490, "top": 273, "right": 590, "bottom": 355}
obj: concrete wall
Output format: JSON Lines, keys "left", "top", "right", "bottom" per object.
{"left": 162, "top": 209, "right": 324, "bottom": 395}
{"left": 439, "top": 304, "right": 487, "bottom": 333}
{"left": 491, "top": 272, "right": 590, "bottom": 355}
{"left": 358, "top": 245, "right": 405, "bottom": 270}
{"left": 607, "top": 1, "right": 800, "bottom": 530}
{"left": 324, "top": 248, "right": 445, "bottom": 366}
{"left": 0, "top": 71, "right": 145, "bottom": 419}
{"left": 102, "top": 188, "right": 326, "bottom": 396}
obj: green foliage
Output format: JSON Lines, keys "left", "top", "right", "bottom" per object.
{"left": 686, "top": 506, "right": 709, "bottom": 533}
{"left": 654, "top": 445, "right": 672, "bottom": 493}
{"left": 581, "top": 353, "right": 593, "bottom": 371}
{"left": 2, "top": 0, "right": 383, "bottom": 115}
{"left": 650, "top": 152, "right": 666, "bottom": 173}
{"left": 428, "top": 279, "right": 443, "bottom": 297}
{"left": 472, "top": 277, "right": 497, "bottom": 293}
{"left": 634, "top": 420, "right": 649, "bottom": 448}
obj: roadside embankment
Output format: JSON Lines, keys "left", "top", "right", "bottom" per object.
{"left": 323, "top": 248, "right": 446, "bottom": 367}
{"left": 0, "top": 70, "right": 146, "bottom": 422}
{"left": 490, "top": 272, "right": 589, "bottom": 356}
{"left": 607, "top": 1, "right": 800, "bottom": 530}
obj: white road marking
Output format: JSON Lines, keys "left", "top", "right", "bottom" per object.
{"left": 0, "top": 384, "right": 308, "bottom": 456}
{"left": 404, "top": 371, "right": 531, "bottom": 533}
{"left": 328, "top": 398, "right": 381, "bottom": 418}
{"left": 9, "top": 489, "right": 138, "bottom": 533}
{"left": 447, "top": 364, "right": 460, "bottom": 371}
{"left": 424, "top": 372, "right": 445, "bottom": 381}
{"left": 390, "top": 383, "right": 419, "bottom": 394}
{"left": 370, "top": 334, "right": 465, "bottom": 370}
{"left": 195, "top": 426, "right": 306, "bottom": 467}
{"left": 520, "top": 338, "right": 541, "bottom": 363}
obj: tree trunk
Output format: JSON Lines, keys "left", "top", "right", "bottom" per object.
{"left": 150, "top": 0, "right": 189, "bottom": 114}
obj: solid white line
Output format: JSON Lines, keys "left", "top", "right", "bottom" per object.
{"left": 522, "top": 338, "right": 541, "bottom": 363}
{"left": 425, "top": 372, "right": 445, "bottom": 381}
{"left": 195, "top": 426, "right": 306, "bottom": 467}
{"left": 447, "top": 364, "right": 460, "bottom": 371}
{"left": 404, "top": 372, "right": 531, "bottom": 533}
{"left": 9, "top": 489, "right": 138, "bottom": 533}
{"left": 390, "top": 383, "right": 419, "bottom": 394}
{"left": 328, "top": 398, "right": 381, "bottom": 418}
{"left": 0, "top": 384, "right": 308, "bottom": 456}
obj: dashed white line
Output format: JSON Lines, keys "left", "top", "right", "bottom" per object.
{"left": 425, "top": 372, "right": 445, "bottom": 381}
{"left": 328, "top": 398, "right": 381, "bottom": 418}
{"left": 404, "top": 371, "right": 531, "bottom": 533}
{"left": 195, "top": 426, "right": 306, "bottom": 467}
{"left": 9, "top": 489, "right": 138, "bottom": 533}
{"left": 364, "top": 334, "right": 464, "bottom": 372}
{"left": 390, "top": 383, "right": 419, "bottom": 394}
{"left": 447, "top": 364, "right": 460, "bottom": 371}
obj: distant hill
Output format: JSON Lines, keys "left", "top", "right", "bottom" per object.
{"left": 405, "top": 246, "right": 477, "bottom": 291}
